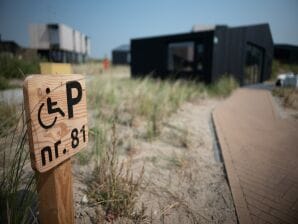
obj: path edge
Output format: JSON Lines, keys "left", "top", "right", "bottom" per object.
{"left": 212, "top": 109, "right": 253, "bottom": 224}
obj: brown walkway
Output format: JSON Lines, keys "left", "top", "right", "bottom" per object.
{"left": 213, "top": 88, "right": 298, "bottom": 224}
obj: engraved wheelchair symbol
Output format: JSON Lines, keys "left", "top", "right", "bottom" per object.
{"left": 38, "top": 87, "right": 65, "bottom": 129}
{"left": 37, "top": 81, "right": 82, "bottom": 130}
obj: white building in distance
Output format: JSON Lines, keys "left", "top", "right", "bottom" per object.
{"left": 29, "top": 23, "right": 90, "bottom": 63}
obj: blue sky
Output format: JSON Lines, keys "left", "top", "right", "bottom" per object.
{"left": 0, "top": 0, "right": 297, "bottom": 58}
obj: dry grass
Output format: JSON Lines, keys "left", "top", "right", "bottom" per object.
{"left": 87, "top": 75, "right": 208, "bottom": 140}
{"left": 272, "top": 87, "right": 298, "bottom": 110}
{"left": 0, "top": 104, "right": 36, "bottom": 224}
{"left": 0, "top": 61, "right": 239, "bottom": 223}
{"left": 271, "top": 60, "right": 298, "bottom": 80}
{"left": 88, "top": 124, "right": 146, "bottom": 222}
{"left": 0, "top": 102, "right": 19, "bottom": 137}
{"left": 79, "top": 66, "right": 238, "bottom": 223}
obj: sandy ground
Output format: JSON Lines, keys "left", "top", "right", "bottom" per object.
{"left": 0, "top": 67, "right": 237, "bottom": 223}
{"left": 0, "top": 87, "right": 23, "bottom": 104}
{"left": 272, "top": 94, "right": 298, "bottom": 119}
{"left": 2, "top": 66, "right": 298, "bottom": 223}
{"left": 73, "top": 97, "right": 237, "bottom": 223}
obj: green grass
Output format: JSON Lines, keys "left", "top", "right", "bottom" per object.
{"left": 208, "top": 75, "right": 239, "bottom": 97}
{"left": 0, "top": 107, "right": 36, "bottom": 224}
{"left": 88, "top": 77, "right": 201, "bottom": 138}
{"left": 88, "top": 75, "right": 237, "bottom": 139}
{"left": 75, "top": 151, "right": 91, "bottom": 166}
{"left": 0, "top": 76, "right": 11, "bottom": 90}
{"left": 165, "top": 152, "right": 188, "bottom": 169}
{"left": 0, "top": 54, "right": 40, "bottom": 90}
{"left": 271, "top": 60, "right": 298, "bottom": 110}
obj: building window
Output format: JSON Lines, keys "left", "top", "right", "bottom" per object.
{"left": 197, "top": 62, "right": 203, "bottom": 71}
{"left": 48, "top": 25, "right": 59, "bottom": 47}
{"left": 196, "top": 43, "right": 204, "bottom": 71}
{"left": 244, "top": 43, "right": 264, "bottom": 85}
{"left": 168, "top": 42, "right": 194, "bottom": 72}
{"left": 197, "top": 44, "right": 204, "bottom": 54}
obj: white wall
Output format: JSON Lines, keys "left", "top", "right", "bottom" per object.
{"left": 59, "top": 24, "right": 73, "bottom": 51}
{"left": 29, "top": 23, "right": 90, "bottom": 55}
{"left": 80, "top": 33, "right": 86, "bottom": 54}
{"left": 29, "top": 24, "right": 50, "bottom": 49}
{"left": 73, "top": 30, "right": 81, "bottom": 53}
{"left": 86, "top": 37, "right": 91, "bottom": 55}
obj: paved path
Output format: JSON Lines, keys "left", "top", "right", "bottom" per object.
{"left": 213, "top": 88, "right": 298, "bottom": 224}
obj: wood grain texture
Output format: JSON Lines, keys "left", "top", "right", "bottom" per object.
{"left": 36, "top": 159, "right": 74, "bottom": 224}
{"left": 23, "top": 74, "right": 88, "bottom": 172}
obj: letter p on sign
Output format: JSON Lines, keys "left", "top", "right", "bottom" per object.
{"left": 23, "top": 74, "right": 88, "bottom": 173}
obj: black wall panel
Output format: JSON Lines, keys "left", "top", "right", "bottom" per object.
{"left": 131, "top": 24, "right": 273, "bottom": 85}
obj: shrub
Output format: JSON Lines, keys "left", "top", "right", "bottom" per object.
{"left": 88, "top": 124, "right": 145, "bottom": 222}
{"left": 271, "top": 60, "right": 298, "bottom": 80}
{"left": 0, "top": 76, "right": 10, "bottom": 90}
{"left": 0, "top": 54, "right": 40, "bottom": 80}
{"left": 272, "top": 87, "right": 298, "bottom": 110}
{"left": 0, "top": 107, "right": 36, "bottom": 223}
{"left": 208, "top": 75, "right": 239, "bottom": 97}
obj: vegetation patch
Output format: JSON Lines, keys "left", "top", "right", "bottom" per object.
{"left": 0, "top": 54, "right": 40, "bottom": 90}
{"left": 0, "top": 102, "right": 19, "bottom": 136}
{"left": 208, "top": 75, "right": 239, "bottom": 97}
{"left": 84, "top": 72, "right": 238, "bottom": 222}
{"left": 88, "top": 75, "right": 238, "bottom": 139}
{"left": 0, "top": 107, "right": 36, "bottom": 224}
{"left": 272, "top": 87, "right": 298, "bottom": 110}
{"left": 88, "top": 124, "right": 146, "bottom": 222}
{"left": 271, "top": 60, "right": 298, "bottom": 80}
{"left": 0, "top": 63, "right": 238, "bottom": 223}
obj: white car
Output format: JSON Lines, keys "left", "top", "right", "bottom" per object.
{"left": 275, "top": 72, "right": 298, "bottom": 88}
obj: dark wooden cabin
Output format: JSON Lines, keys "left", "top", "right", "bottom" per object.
{"left": 131, "top": 24, "right": 273, "bottom": 85}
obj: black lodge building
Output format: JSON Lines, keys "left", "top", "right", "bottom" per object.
{"left": 131, "top": 24, "right": 273, "bottom": 85}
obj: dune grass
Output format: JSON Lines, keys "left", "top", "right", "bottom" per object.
{"left": 272, "top": 87, "right": 298, "bottom": 110}
{"left": 0, "top": 54, "right": 40, "bottom": 90}
{"left": 0, "top": 104, "right": 36, "bottom": 224}
{"left": 88, "top": 123, "right": 146, "bottom": 222}
{"left": 0, "top": 102, "right": 19, "bottom": 137}
{"left": 271, "top": 60, "right": 298, "bottom": 80}
{"left": 0, "top": 67, "right": 238, "bottom": 223}
{"left": 88, "top": 77, "right": 202, "bottom": 139}
{"left": 84, "top": 73, "right": 238, "bottom": 222}
{"left": 87, "top": 75, "right": 237, "bottom": 139}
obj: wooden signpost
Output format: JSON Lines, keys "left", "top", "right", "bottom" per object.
{"left": 23, "top": 74, "right": 88, "bottom": 223}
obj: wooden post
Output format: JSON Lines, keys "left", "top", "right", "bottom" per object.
{"left": 37, "top": 63, "right": 74, "bottom": 224}
{"left": 37, "top": 159, "right": 74, "bottom": 224}
{"left": 23, "top": 64, "right": 87, "bottom": 224}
